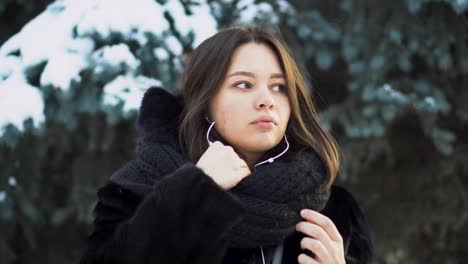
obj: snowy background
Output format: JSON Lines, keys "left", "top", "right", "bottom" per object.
{"left": 0, "top": 0, "right": 284, "bottom": 135}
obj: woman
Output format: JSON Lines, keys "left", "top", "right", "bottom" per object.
{"left": 80, "top": 26, "right": 377, "bottom": 264}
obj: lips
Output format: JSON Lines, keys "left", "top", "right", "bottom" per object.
{"left": 252, "top": 116, "right": 277, "bottom": 128}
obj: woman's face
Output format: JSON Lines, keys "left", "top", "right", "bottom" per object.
{"left": 209, "top": 43, "right": 291, "bottom": 165}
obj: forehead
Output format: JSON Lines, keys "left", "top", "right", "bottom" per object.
{"left": 227, "top": 43, "right": 283, "bottom": 74}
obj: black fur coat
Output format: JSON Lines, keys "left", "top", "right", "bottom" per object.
{"left": 79, "top": 87, "right": 377, "bottom": 264}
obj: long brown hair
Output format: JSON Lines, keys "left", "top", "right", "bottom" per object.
{"left": 178, "top": 26, "right": 340, "bottom": 190}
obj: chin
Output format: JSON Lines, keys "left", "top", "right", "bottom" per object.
{"left": 242, "top": 138, "right": 282, "bottom": 153}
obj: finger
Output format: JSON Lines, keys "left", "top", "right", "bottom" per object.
{"left": 298, "top": 253, "right": 318, "bottom": 264}
{"left": 224, "top": 145, "right": 235, "bottom": 152}
{"left": 296, "top": 221, "right": 334, "bottom": 253}
{"left": 237, "top": 166, "right": 251, "bottom": 178}
{"left": 300, "top": 209, "right": 343, "bottom": 243}
{"left": 211, "top": 141, "right": 223, "bottom": 148}
{"left": 238, "top": 159, "right": 249, "bottom": 168}
{"left": 300, "top": 237, "right": 329, "bottom": 262}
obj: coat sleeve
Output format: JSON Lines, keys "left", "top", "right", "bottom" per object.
{"left": 79, "top": 162, "right": 246, "bottom": 264}
{"left": 321, "top": 185, "right": 378, "bottom": 264}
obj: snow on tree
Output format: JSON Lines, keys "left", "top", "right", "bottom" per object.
{"left": 0, "top": 0, "right": 218, "bottom": 134}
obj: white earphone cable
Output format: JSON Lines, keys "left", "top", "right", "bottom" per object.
{"left": 205, "top": 117, "right": 289, "bottom": 168}
{"left": 253, "top": 134, "right": 289, "bottom": 169}
{"left": 260, "top": 247, "right": 266, "bottom": 264}
{"left": 206, "top": 119, "right": 216, "bottom": 145}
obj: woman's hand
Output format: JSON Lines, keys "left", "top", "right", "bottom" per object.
{"left": 295, "top": 209, "right": 346, "bottom": 264}
{"left": 196, "top": 141, "right": 251, "bottom": 190}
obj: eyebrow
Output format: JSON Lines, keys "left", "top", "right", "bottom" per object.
{"left": 227, "top": 71, "right": 285, "bottom": 79}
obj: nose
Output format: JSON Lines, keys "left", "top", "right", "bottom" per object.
{"left": 254, "top": 88, "right": 275, "bottom": 110}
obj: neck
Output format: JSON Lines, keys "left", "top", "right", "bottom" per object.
{"left": 238, "top": 150, "right": 264, "bottom": 169}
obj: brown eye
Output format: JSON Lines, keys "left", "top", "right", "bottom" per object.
{"left": 272, "top": 84, "right": 285, "bottom": 92}
{"left": 234, "top": 82, "right": 252, "bottom": 89}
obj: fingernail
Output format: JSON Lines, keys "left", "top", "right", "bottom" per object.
{"left": 300, "top": 209, "right": 308, "bottom": 216}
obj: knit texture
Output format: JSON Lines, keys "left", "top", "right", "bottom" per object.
{"left": 111, "top": 87, "right": 331, "bottom": 248}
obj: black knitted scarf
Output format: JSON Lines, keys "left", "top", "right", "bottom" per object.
{"left": 129, "top": 87, "right": 330, "bottom": 248}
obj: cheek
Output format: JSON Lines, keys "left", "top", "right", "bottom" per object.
{"left": 211, "top": 98, "right": 247, "bottom": 136}
{"left": 217, "top": 106, "right": 246, "bottom": 132}
{"left": 279, "top": 98, "right": 291, "bottom": 128}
